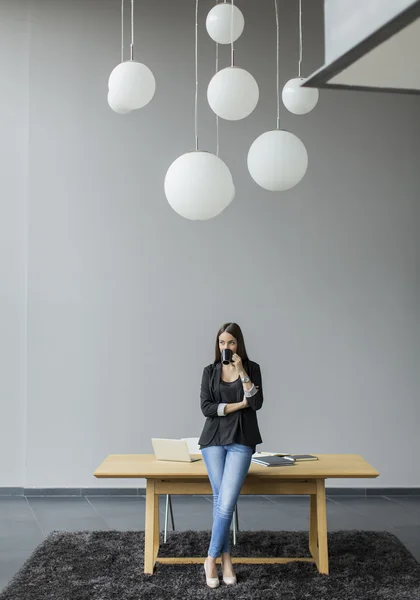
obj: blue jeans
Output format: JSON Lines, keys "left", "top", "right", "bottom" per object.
{"left": 201, "top": 443, "right": 253, "bottom": 558}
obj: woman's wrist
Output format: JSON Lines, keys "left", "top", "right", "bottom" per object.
{"left": 239, "top": 370, "right": 253, "bottom": 392}
{"left": 244, "top": 384, "right": 257, "bottom": 398}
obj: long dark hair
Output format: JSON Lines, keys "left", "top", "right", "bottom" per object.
{"left": 214, "top": 322, "right": 249, "bottom": 364}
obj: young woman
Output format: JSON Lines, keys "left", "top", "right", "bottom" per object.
{"left": 198, "top": 322, "right": 264, "bottom": 588}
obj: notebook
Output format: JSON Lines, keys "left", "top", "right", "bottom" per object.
{"left": 289, "top": 454, "right": 318, "bottom": 461}
{"left": 251, "top": 455, "right": 296, "bottom": 467}
{"left": 253, "top": 452, "right": 318, "bottom": 462}
{"left": 253, "top": 451, "right": 290, "bottom": 457}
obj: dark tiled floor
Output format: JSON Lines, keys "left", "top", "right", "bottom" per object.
{"left": 1, "top": 494, "right": 420, "bottom": 591}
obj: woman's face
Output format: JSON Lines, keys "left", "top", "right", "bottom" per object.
{"left": 219, "top": 332, "right": 238, "bottom": 356}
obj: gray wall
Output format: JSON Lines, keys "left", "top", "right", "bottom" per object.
{"left": 0, "top": 0, "right": 29, "bottom": 486}
{"left": 1, "top": 0, "right": 419, "bottom": 489}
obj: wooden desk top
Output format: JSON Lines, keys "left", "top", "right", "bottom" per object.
{"left": 94, "top": 454, "right": 379, "bottom": 480}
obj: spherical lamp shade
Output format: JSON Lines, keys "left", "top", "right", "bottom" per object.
{"left": 247, "top": 130, "right": 308, "bottom": 191}
{"left": 107, "top": 88, "right": 132, "bottom": 114}
{"left": 108, "top": 61, "right": 156, "bottom": 111}
{"left": 164, "top": 151, "right": 235, "bottom": 220}
{"left": 206, "top": 3, "right": 245, "bottom": 44}
{"left": 282, "top": 77, "right": 319, "bottom": 115}
{"left": 207, "top": 67, "right": 259, "bottom": 121}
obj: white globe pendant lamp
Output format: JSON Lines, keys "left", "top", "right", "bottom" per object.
{"left": 107, "top": 0, "right": 155, "bottom": 114}
{"left": 108, "top": 61, "right": 155, "bottom": 111}
{"left": 206, "top": 2, "right": 244, "bottom": 44}
{"left": 207, "top": 66, "right": 259, "bottom": 121}
{"left": 282, "top": 0, "right": 319, "bottom": 115}
{"left": 164, "top": 0, "right": 235, "bottom": 220}
{"left": 247, "top": 0, "right": 308, "bottom": 192}
{"left": 248, "top": 130, "right": 308, "bottom": 191}
{"left": 165, "top": 152, "right": 234, "bottom": 220}
{"left": 282, "top": 77, "right": 319, "bottom": 115}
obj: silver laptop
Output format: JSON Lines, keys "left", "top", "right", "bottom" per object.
{"left": 152, "top": 438, "right": 201, "bottom": 462}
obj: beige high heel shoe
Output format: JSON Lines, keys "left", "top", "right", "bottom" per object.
{"left": 221, "top": 558, "right": 237, "bottom": 585}
{"left": 204, "top": 558, "right": 220, "bottom": 589}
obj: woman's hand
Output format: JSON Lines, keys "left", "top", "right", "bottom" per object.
{"left": 232, "top": 353, "right": 243, "bottom": 373}
{"left": 242, "top": 386, "right": 259, "bottom": 409}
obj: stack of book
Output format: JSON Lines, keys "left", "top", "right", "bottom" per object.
{"left": 251, "top": 452, "right": 319, "bottom": 467}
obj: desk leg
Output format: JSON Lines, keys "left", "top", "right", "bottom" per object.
{"left": 145, "top": 479, "right": 157, "bottom": 574}
{"left": 309, "top": 493, "right": 318, "bottom": 561}
{"left": 315, "top": 479, "right": 329, "bottom": 575}
{"left": 153, "top": 493, "right": 160, "bottom": 562}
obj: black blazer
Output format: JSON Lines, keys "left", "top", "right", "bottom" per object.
{"left": 198, "top": 359, "right": 263, "bottom": 447}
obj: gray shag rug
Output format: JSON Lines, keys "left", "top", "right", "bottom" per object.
{"left": 1, "top": 530, "right": 420, "bottom": 600}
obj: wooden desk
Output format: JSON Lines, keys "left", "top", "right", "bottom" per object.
{"left": 94, "top": 453, "right": 379, "bottom": 575}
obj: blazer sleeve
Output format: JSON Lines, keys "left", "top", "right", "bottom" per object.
{"left": 200, "top": 366, "right": 219, "bottom": 417}
{"left": 247, "top": 362, "right": 264, "bottom": 411}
